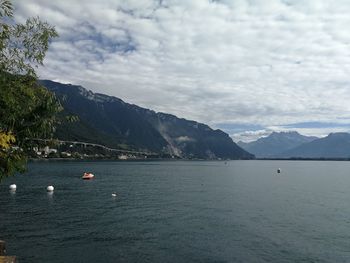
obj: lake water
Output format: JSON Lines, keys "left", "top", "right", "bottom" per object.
{"left": 1, "top": 160, "right": 350, "bottom": 262}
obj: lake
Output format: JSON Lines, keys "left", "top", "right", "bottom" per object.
{"left": 1, "top": 160, "right": 350, "bottom": 262}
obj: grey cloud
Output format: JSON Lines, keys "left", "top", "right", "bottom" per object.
{"left": 13, "top": 0, "right": 350, "bottom": 141}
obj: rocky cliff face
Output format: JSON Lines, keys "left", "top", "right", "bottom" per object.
{"left": 40, "top": 80, "right": 254, "bottom": 159}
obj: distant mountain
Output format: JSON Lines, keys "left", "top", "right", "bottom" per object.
{"left": 237, "top": 131, "right": 318, "bottom": 158}
{"left": 280, "top": 132, "right": 350, "bottom": 158}
{"left": 40, "top": 80, "right": 253, "bottom": 159}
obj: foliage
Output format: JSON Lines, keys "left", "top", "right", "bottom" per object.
{"left": 0, "top": 0, "right": 59, "bottom": 181}
{"left": 0, "top": 131, "right": 15, "bottom": 149}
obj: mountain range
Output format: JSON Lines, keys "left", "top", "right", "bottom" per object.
{"left": 239, "top": 131, "right": 350, "bottom": 159}
{"left": 39, "top": 80, "right": 254, "bottom": 160}
{"left": 280, "top": 132, "right": 350, "bottom": 158}
{"left": 238, "top": 131, "right": 318, "bottom": 158}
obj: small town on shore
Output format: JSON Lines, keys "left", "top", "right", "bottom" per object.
{"left": 28, "top": 139, "right": 175, "bottom": 160}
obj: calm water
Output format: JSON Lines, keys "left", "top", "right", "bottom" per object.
{"left": 1, "top": 160, "right": 350, "bottom": 262}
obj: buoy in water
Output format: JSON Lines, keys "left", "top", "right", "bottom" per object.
{"left": 47, "top": 185, "right": 54, "bottom": 192}
{"left": 112, "top": 193, "right": 117, "bottom": 197}
{"left": 9, "top": 184, "right": 17, "bottom": 191}
{"left": 277, "top": 168, "right": 281, "bottom": 173}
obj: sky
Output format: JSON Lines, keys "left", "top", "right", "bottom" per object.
{"left": 13, "top": 0, "right": 350, "bottom": 142}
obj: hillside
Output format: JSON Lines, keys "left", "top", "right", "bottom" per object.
{"left": 40, "top": 80, "right": 254, "bottom": 159}
{"left": 238, "top": 131, "right": 318, "bottom": 158}
{"left": 280, "top": 132, "right": 350, "bottom": 158}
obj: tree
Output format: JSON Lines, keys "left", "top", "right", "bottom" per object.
{"left": 0, "top": 0, "right": 60, "bottom": 181}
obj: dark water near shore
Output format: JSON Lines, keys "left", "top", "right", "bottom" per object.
{"left": 1, "top": 160, "right": 350, "bottom": 262}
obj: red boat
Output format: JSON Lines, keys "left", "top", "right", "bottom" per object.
{"left": 82, "top": 172, "right": 94, "bottom": 180}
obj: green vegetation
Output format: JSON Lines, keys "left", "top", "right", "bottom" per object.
{"left": 0, "top": 0, "right": 59, "bottom": 181}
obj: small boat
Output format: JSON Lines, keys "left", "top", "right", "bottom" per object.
{"left": 82, "top": 172, "right": 95, "bottom": 180}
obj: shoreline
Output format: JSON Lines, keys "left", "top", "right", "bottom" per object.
{"left": 28, "top": 157, "right": 350, "bottom": 162}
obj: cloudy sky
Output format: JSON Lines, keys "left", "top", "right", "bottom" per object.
{"left": 13, "top": 0, "right": 350, "bottom": 141}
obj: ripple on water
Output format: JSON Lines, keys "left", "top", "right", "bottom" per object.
{"left": 1, "top": 160, "right": 350, "bottom": 263}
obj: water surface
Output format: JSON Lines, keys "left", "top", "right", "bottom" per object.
{"left": 1, "top": 160, "right": 350, "bottom": 262}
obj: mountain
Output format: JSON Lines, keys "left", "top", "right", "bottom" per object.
{"left": 280, "top": 132, "right": 350, "bottom": 158}
{"left": 40, "top": 80, "right": 254, "bottom": 159}
{"left": 237, "top": 131, "right": 318, "bottom": 158}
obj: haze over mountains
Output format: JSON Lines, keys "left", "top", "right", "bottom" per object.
{"left": 238, "top": 131, "right": 318, "bottom": 158}
{"left": 280, "top": 133, "right": 350, "bottom": 158}
{"left": 40, "top": 80, "right": 253, "bottom": 160}
{"left": 238, "top": 131, "right": 350, "bottom": 159}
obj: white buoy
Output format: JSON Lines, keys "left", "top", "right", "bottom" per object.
{"left": 112, "top": 193, "right": 117, "bottom": 197}
{"left": 47, "top": 185, "right": 54, "bottom": 192}
{"left": 9, "top": 184, "right": 17, "bottom": 191}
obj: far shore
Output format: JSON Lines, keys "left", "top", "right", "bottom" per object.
{"left": 28, "top": 157, "right": 350, "bottom": 162}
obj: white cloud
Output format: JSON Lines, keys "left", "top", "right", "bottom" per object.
{"left": 231, "top": 129, "right": 272, "bottom": 143}
{"left": 12, "top": 0, "right": 350, "bottom": 140}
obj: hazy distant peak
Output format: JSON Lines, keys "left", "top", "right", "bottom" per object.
{"left": 280, "top": 132, "right": 350, "bottom": 158}
{"left": 270, "top": 131, "right": 300, "bottom": 136}
{"left": 327, "top": 132, "right": 350, "bottom": 138}
{"left": 238, "top": 130, "right": 318, "bottom": 158}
